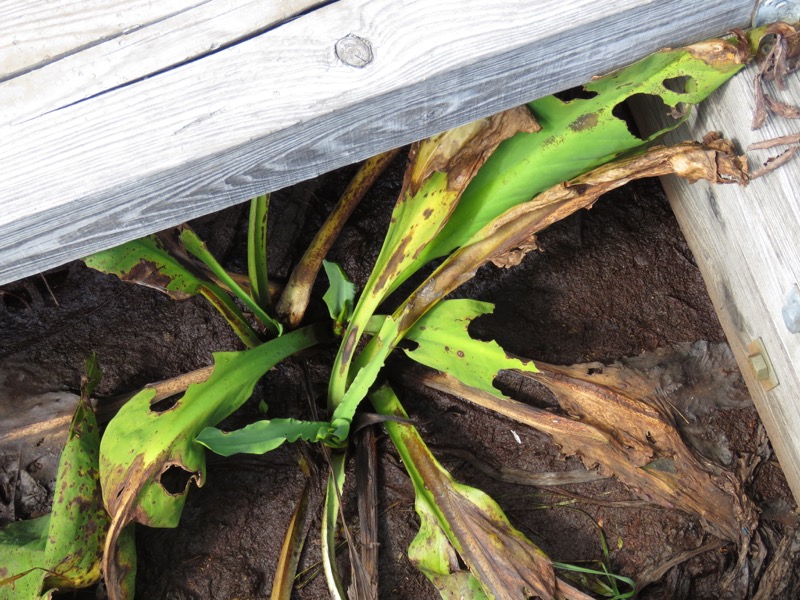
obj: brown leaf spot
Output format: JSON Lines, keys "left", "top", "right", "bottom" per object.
{"left": 569, "top": 112, "right": 599, "bottom": 132}
{"left": 373, "top": 236, "right": 411, "bottom": 294}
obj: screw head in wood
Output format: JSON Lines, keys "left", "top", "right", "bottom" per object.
{"left": 335, "top": 34, "right": 373, "bottom": 68}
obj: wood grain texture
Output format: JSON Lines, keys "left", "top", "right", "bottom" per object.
{"left": 632, "top": 60, "right": 800, "bottom": 502}
{"left": 0, "top": 0, "right": 327, "bottom": 125}
{"left": 0, "top": 0, "right": 754, "bottom": 285}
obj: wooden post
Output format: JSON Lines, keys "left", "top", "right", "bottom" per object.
{"left": 632, "top": 55, "right": 800, "bottom": 502}
{"left": 0, "top": 0, "right": 754, "bottom": 284}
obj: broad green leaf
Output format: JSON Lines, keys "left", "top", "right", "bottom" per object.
{"left": 408, "top": 38, "right": 749, "bottom": 273}
{"left": 197, "top": 418, "right": 334, "bottom": 456}
{"left": 0, "top": 394, "right": 107, "bottom": 598}
{"left": 84, "top": 235, "right": 203, "bottom": 300}
{"left": 84, "top": 233, "right": 262, "bottom": 347}
{"left": 99, "top": 324, "right": 327, "bottom": 598}
{"left": 322, "top": 260, "right": 356, "bottom": 335}
{"left": 42, "top": 396, "right": 108, "bottom": 592}
{"left": 404, "top": 299, "right": 537, "bottom": 397}
{"left": 0, "top": 515, "right": 49, "bottom": 598}
{"left": 100, "top": 324, "right": 325, "bottom": 528}
{"left": 247, "top": 194, "right": 271, "bottom": 311}
{"left": 370, "top": 384, "right": 558, "bottom": 600}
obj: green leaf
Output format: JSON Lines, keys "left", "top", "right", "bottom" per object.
{"left": 0, "top": 515, "right": 49, "bottom": 598}
{"left": 321, "top": 453, "right": 348, "bottom": 600}
{"left": 0, "top": 393, "right": 107, "bottom": 598}
{"left": 100, "top": 324, "right": 325, "bottom": 528}
{"left": 408, "top": 499, "right": 489, "bottom": 600}
{"left": 43, "top": 396, "right": 109, "bottom": 592}
{"left": 404, "top": 299, "right": 537, "bottom": 397}
{"left": 197, "top": 418, "right": 334, "bottom": 456}
{"left": 179, "top": 226, "right": 283, "bottom": 337}
{"left": 328, "top": 315, "right": 400, "bottom": 442}
{"left": 83, "top": 233, "right": 262, "bottom": 347}
{"left": 84, "top": 235, "right": 203, "bottom": 300}
{"left": 99, "top": 324, "right": 327, "bottom": 597}
{"left": 322, "top": 260, "right": 356, "bottom": 335}
{"left": 81, "top": 353, "right": 102, "bottom": 400}
{"left": 247, "top": 194, "right": 271, "bottom": 311}
{"left": 410, "top": 38, "right": 748, "bottom": 269}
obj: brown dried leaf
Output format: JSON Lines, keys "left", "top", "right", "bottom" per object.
{"left": 752, "top": 23, "right": 800, "bottom": 129}
{"left": 415, "top": 366, "right": 758, "bottom": 545}
{"left": 751, "top": 146, "right": 800, "bottom": 179}
{"left": 375, "top": 385, "right": 566, "bottom": 600}
{"left": 490, "top": 234, "right": 539, "bottom": 269}
{"left": 406, "top": 107, "right": 540, "bottom": 196}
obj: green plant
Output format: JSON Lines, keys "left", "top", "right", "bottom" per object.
{"left": 1, "top": 30, "right": 771, "bottom": 600}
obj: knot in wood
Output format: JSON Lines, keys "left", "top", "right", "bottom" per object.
{"left": 335, "top": 34, "right": 373, "bottom": 68}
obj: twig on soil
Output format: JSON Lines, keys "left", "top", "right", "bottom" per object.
{"left": 39, "top": 274, "right": 59, "bottom": 306}
{"left": 635, "top": 539, "right": 726, "bottom": 591}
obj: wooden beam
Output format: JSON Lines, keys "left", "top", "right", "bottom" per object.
{"left": 0, "top": 0, "right": 754, "bottom": 285}
{"left": 632, "top": 58, "right": 800, "bottom": 502}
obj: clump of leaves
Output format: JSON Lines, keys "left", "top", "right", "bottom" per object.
{"left": 5, "top": 30, "right": 775, "bottom": 600}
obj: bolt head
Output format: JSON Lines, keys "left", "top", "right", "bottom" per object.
{"left": 749, "top": 353, "right": 770, "bottom": 380}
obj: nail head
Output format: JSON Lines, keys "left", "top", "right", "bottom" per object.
{"left": 335, "top": 35, "right": 373, "bottom": 68}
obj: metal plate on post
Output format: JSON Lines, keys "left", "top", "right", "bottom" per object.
{"left": 747, "top": 337, "right": 780, "bottom": 392}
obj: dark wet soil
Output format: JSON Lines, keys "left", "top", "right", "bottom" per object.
{"left": 1, "top": 152, "right": 798, "bottom": 599}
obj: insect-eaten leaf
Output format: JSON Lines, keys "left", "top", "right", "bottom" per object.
{"left": 99, "top": 324, "right": 326, "bottom": 600}
{"left": 322, "top": 260, "right": 356, "bottom": 335}
{"left": 406, "top": 36, "right": 750, "bottom": 274}
{"left": 404, "top": 299, "right": 537, "bottom": 397}
{"left": 0, "top": 391, "right": 107, "bottom": 599}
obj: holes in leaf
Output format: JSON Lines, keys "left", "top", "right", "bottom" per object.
{"left": 662, "top": 75, "right": 694, "bottom": 94}
{"left": 150, "top": 393, "right": 183, "bottom": 413}
{"left": 553, "top": 86, "right": 599, "bottom": 103}
{"left": 159, "top": 464, "right": 196, "bottom": 496}
{"left": 612, "top": 93, "right": 678, "bottom": 139}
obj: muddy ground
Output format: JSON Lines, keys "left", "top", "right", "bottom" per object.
{"left": 1, "top": 152, "right": 799, "bottom": 599}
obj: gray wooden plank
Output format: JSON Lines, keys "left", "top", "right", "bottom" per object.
{"left": 632, "top": 57, "right": 800, "bottom": 502}
{"left": 0, "top": 0, "right": 754, "bottom": 285}
{"left": 0, "top": 0, "right": 205, "bottom": 77}
{"left": 0, "top": 0, "right": 327, "bottom": 126}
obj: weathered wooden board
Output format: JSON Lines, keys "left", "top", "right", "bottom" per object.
{"left": 0, "top": 0, "right": 754, "bottom": 285}
{"left": 632, "top": 59, "right": 800, "bottom": 502}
